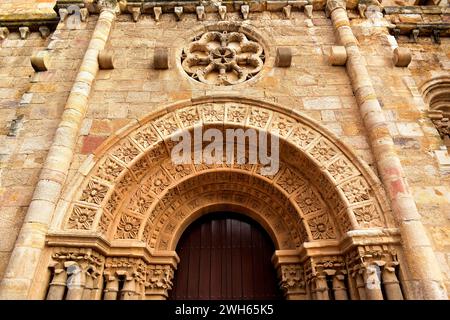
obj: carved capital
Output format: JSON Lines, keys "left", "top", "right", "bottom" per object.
{"left": 104, "top": 257, "right": 147, "bottom": 284}
{"left": 147, "top": 264, "right": 174, "bottom": 290}
{"left": 279, "top": 264, "right": 305, "bottom": 292}
{"left": 89, "top": 0, "right": 119, "bottom": 13}
{"left": 326, "top": 0, "right": 346, "bottom": 16}
{"left": 51, "top": 247, "right": 105, "bottom": 268}
{"left": 145, "top": 264, "right": 175, "bottom": 299}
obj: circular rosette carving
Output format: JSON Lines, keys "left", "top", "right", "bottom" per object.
{"left": 181, "top": 31, "right": 265, "bottom": 86}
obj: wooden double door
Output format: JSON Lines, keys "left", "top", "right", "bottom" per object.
{"left": 169, "top": 212, "right": 283, "bottom": 300}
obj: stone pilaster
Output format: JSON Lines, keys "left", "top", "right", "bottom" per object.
{"left": 0, "top": 1, "right": 118, "bottom": 299}
{"left": 326, "top": 0, "right": 448, "bottom": 300}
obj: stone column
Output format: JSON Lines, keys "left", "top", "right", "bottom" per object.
{"left": 362, "top": 264, "right": 384, "bottom": 300}
{"left": 332, "top": 274, "right": 349, "bottom": 300}
{"left": 120, "top": 276, "right": 137, "bottom": 300}
{"left": 65, "top": 262, "right": 86, "bottom": 300}
{"left": 326, "top": 0, "right": 447, "bottom": 299}
{"left": 312, "top": 275, "right": 329, "bottom": 300}
{"left": 382, "top": 264, "right": 404, "bottom": 300}
{"left": 82, "top": 270, "right": 95, "bottom": 300}
{"left": 91, "top": 272, "right": 103, "bottom": 300}
{"left": 103, "top": 276, "right": 119, "bottom": 300}
{"left": 46, "top": 262, "right": 67, "bottom": 300}
{"left": 0, "top": 1, "right": 118, "bottom": 299}
{"left": 355, "top": 273, "right": 367, "bottom": 300}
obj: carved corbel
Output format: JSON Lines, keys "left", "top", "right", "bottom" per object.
{"left": 196, "top": 5, "right": 205, "bottom": 21}
{"left": 393, "top": 28, "right": 401, "bottom": 39}
{"left": 38, "top": 26, "right": 51, "bottom": 39}
{"left": 31, "top": 51, "right": 50, "bottom": 72}
{"left": 410, "top": 29, "right": 419, "bottom": 43}
{"left": 304, "top": 5, "right": 313, "bottom": 19}
{"left": 218, "top": 5, "right": 227, "bottom": 20}
{"left": 174, "top": 6, "right": 183, "bottom": 21}
{"left": 19, "top": 27, "right": 30, "bottom": 40}
{"left": 130, "top": 6, "right": 141, "bottom": 22}
{"left": 153, "top": 7, "right": 162, "bottom": 22}
{"left": 118, "top": 0, "right": 128, "bottom": 13}
{"left": 432, "top": 29, "right": 441, "bottom": 44}
{"left": 283, "top": 5, "right": 292, "bottom": 19}
{"left": 393, "top": 47, "right": 411, "bottom": 67}
{"left": 59, "top": 8, "right": 69, "bottom": 22}
{"left": 80, "top": 8, "right": 89, "bottom": 22}
{"left": 0, "top": 27, "right": 9, "bottom": 40}
{"left": 358, "top": 4, "right": 367, "bottom": 18}
{"left": 241, "top": 5, "right": 249, "bottom": 20}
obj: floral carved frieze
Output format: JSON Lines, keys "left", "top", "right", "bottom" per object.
{"left": 181, "top": 31, "right": 265, "bottom": 86}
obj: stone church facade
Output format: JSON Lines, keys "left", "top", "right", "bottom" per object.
{"left": 0, "top": 0, "right": 449, "bottom": 300}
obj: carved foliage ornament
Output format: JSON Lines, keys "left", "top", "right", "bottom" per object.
{"left": 280, "top": 265, "right": 305, "bottom": 291}
{"left": 181, "top": 31, "right": 265, "bottom": 86}
{"left": 147, "top": 265, "right": 174, "bottom": 290}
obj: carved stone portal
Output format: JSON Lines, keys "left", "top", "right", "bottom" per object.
{"left": 181, "top": 31, "right": 265, "bottom": 85}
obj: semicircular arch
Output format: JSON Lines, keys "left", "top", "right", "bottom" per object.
{"left": 54, "top": 96, "right": 391, "bottom": 252}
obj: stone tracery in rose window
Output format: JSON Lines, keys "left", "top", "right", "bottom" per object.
{"left": 181, "top": 31, "right": 265, "bottom": 86}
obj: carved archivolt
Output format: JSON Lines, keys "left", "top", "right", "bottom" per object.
{"left": 56, "top": 97, "right": 390, "bottom": 253}
{"left": 181, "top": 30, "right": 265, "bottom": 85}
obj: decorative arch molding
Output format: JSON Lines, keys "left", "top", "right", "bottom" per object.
{"left": 42, "top": 96, "right": 404, "bottom": 300}
{"left": 421, "top": 76, "right": 450, "bottom": 148}
{"left": 51, "top": 97, "right": 393, "bottom": 241}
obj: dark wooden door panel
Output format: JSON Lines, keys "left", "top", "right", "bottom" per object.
{"left": 169, "top": 213, "right": 283, "bottom": 300}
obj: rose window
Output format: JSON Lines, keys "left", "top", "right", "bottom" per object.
{"left": 181, "top": 31, "right": 265, "bottom": 86}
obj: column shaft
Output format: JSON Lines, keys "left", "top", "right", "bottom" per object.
{"left": 327, "top": 0, "right": 447, "bottom": 299}
{"left": 0, "top": 6, "right": 117, "bottom": 299}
